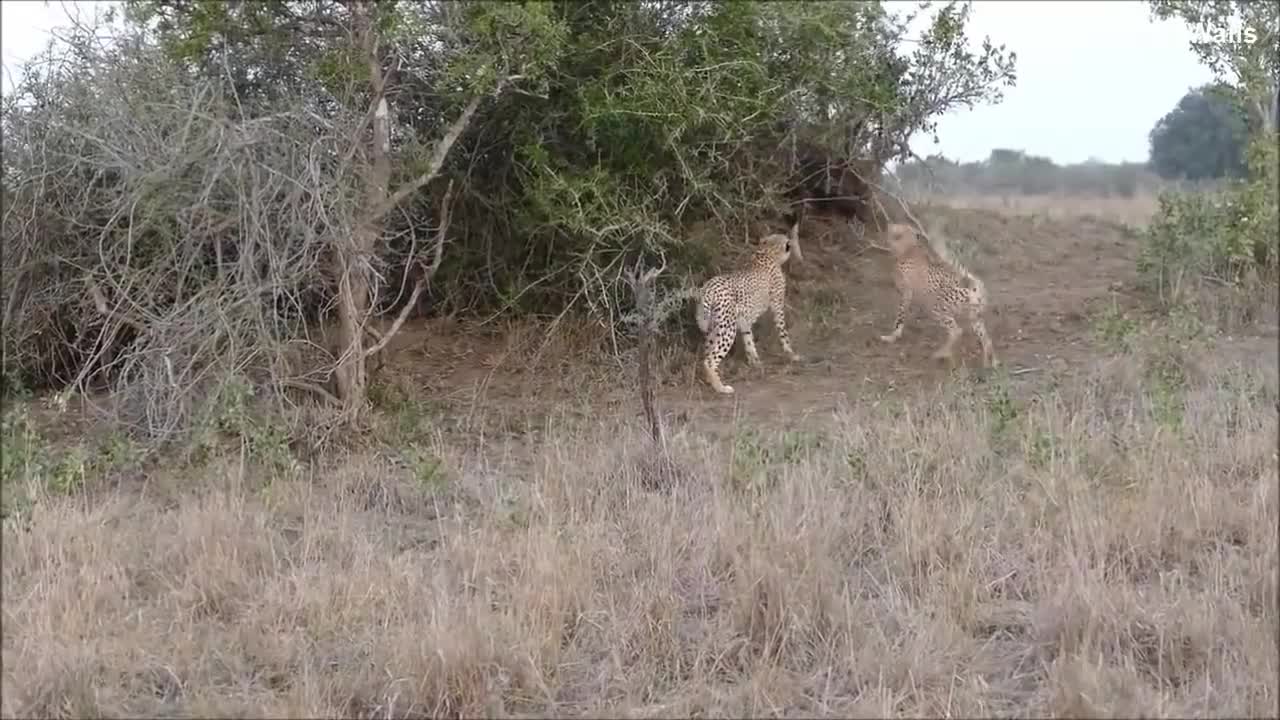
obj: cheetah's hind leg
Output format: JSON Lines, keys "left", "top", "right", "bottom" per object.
{"left": 969, "top": 305, "right": 998, "bottom": 369}
{"left": 700, "top": 318, "right": 737, "bottom": 395}
{"left": 930, "top": 311, "right": 963, "bottom": 363}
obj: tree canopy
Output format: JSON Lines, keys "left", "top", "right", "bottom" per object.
{"left": 1148, "top": 83, "right": 1250, "bottom": 181}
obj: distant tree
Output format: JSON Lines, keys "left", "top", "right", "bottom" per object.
{"left": 987, "top": 148, "right": 1024, "bottom": 165}
{"left": 1148, "top": 84, "right": 1249, "bottom": 181}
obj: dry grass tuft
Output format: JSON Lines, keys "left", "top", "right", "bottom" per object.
{"left": 3, "top": 329, "right": 1276, "bottom": 718}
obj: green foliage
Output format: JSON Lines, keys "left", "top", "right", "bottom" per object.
{"left": 1138, "top": 135, "right": 1276, "bottom": 295}
{"left": 369, "top": 376, "right": 445, "bottom": 444}
{"left": 1023, "top": 428, "right": 1062, "bottom": 471}
{"left": 728, "top": 426, "right": 826, "bottom": 497}
{"left": 1, "top": 408, "right": 43, "bottom": 518}
{"left": 1092, "top": 299, "right": 1141, "bottom": 352}
{"left": 1143, "top": 343, "right": 1189, "bottom": 430}
{"left": 188, "top": 376, "right": 298, "bottom": 477}
{"left": 984, "top": 371, "right": 1020, "bottom": 445}
{"left": 1148, "top": 84, "right": 1249, "bottom": 181}
{"left": 439, "top": 1, "right": 569, "bottom": 99}
{"left": 1140, "top": 0, "right": 1279, "bottom": 305}
{"left": 402, "top": 444, "right": 449, "bottom": 494}
{"left": 1139, "top": 191, "right": 1236, "bottom": 289}
{"left": 477, "top": 0, "right": 1016, "bottom": 317}
{"left": 1, "top": 405, "right": 145, "bottom": 519}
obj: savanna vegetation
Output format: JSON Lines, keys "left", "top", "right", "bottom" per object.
{"left": 1, "top": 1, "right": 1276, "bottom": 717}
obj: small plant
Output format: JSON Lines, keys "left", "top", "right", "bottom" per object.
{"left": 1, "top": 407, "right": 45, "bottom": 519}
{"left": 47, "top": 447, "right": 89, "bottom": 496}
{"left": 845, "top": 449, "right": 868, "bottom": 481}
{"left": 729, "top": 428, "right": 771, "bottom": 494}
{"left": 1144, "top": 346, "right": 1188, "bottom": 430}
{"left": 402, "top": 444, "right": 448, "bottom": 494}
{"left": 247, "top": 420, "right": 300, "bottom": 479}
{"left": 1164, "top": 301, "right": 1209, "bottom": 343}
{"left": 985, "top": 371, "right": 1020, "bottom": 444}
{"left": 97, "top": 431, "right": 141, "bottom": 470}
{"left": 185, "top": 375, "right": 299, "bottom": 477}
{"left": 779, "top": 429, "right": 825, "bottom": 463}
{"left": 1, "top": 368, "right": 32, "bottom": 403}
{"left": 370, "top": 376, "right": 443, "bottom": 445}
{"left": 728, "top": 426, "right": 827, "bottom": 497}
{"left": 1024, "top": 428, "right": 1061, "bottom": 470}
{"left": 1092, "top": 299, "right": 1139, "bottom": 352}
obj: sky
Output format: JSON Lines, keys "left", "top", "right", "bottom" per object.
{"left": 2, "top": 0, "right": 1217, "bottom": 166}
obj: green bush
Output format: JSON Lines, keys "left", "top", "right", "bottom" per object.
{"left": 1139, "top": 134, "right": 1278, "bottom": 295}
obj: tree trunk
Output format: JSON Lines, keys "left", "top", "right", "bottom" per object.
{"left": 334, "top": 242, "right": 371, "bottom": 420}
{"left": 627, "top": 262, "right": 666, "bottom": 450}
{"left": 333, "top": 0, "right": 392, "bottom": 423}
{"left": 637, "top": 292, "right": 664, "bottom": 449}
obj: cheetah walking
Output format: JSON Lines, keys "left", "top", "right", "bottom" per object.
{"left": 695, "top": 222, "right": 803, "bottom": 394}
{"left": 877, "top": 222, "right": 998, "bottom": 368}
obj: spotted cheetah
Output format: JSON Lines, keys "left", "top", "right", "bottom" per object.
{"left": 877, "top": 222, "right": 998, "bottom": 368}
{"left": 695, "top": 222, "right": 803, "bottom": 394}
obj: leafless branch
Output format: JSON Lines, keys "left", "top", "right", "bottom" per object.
{"left": 364, "top": 179, "right": 455, "bottom": 359}
{"left": 372, "top": 75, "right": 520, "bottom": 221}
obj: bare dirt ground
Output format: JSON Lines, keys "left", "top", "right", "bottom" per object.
{"left": 381, "top": 202, "right": 1265, "bottom": 436}
{"left": 4, "top": 198, "right": 1277, "bottom": 718}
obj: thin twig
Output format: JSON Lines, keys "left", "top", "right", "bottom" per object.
{"left": 364, "top": 180, "right": 455, "bottom": 359}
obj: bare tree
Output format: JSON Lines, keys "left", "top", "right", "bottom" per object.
{"left": 623, "top": 257, "right": 668, "bottom": 451}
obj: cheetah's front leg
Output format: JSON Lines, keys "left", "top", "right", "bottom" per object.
{"left": 880, "top": 288, "right": 912, "bottom": 344}
{"left": 769, "top": 290, "right": 801, "bottom": 362}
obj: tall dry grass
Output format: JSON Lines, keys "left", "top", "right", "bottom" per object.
{"left": 2, "top": 330, "right": 1276, "bottom": 718}
{"left": 935, "top": 193, "right": 1162, "bottom": 228}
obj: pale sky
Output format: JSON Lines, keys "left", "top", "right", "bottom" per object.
{"left": 2, "top": 0, "right": 1216, "bottom": 165}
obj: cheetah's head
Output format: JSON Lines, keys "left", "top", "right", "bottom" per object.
{"left": 758, "top": 221, "right": 802, "bottom": 265}
{"left": 884, "top": 223, "right": 921, "bottom": 256}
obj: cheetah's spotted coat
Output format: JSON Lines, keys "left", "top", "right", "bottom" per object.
{"left": 695, "top": 223, "right": 803, "bottom": 394}
{"left": 878, "top": 222, "right": 998, "bottom": 368}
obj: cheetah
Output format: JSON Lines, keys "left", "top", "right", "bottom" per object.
{"left": 694, "top": 222, "right": 803, "bottom": 395}
{"left": 876, "top": 222, "right": 998, "bottom": 368}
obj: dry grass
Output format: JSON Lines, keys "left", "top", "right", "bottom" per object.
{"left": 3, "top": 328, "right": 1277, "bottom": 718}
{"left": 935, "top": 193, "right": 1163, "bottom": 228}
